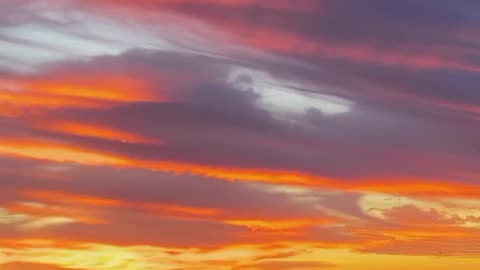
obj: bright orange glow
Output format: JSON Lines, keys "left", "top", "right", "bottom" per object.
{"left": 224, "top": 219, "right": 326, "bottom": 231}
{"left": 43, "top": 121, "right": 160, "bottom": 143}
{"left": 0, "top": 89, "right": 106, "bottom": 113}
{"left": 28, "top": 74, "right": 156, "bottom": 102}
{"left": 0, "top": 139, "right": 127, "bottom": 165}
{"left": 141, "top": 160, "right": 335, "bottom": 186}
{"left": 351, "top": 179, "right": 480, "bottom": 197}
{"left": 141, "top": 203, "right": 222, "bottom": 217}
{"left": 0, "top": 74, "right": 169, "bottom": 117}
{"left": 22, "top": 190, "right": 124, "bottom": 207}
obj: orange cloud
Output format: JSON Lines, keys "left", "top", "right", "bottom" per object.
{"left": 41, "top": 120, "right": 160, "bottom": 144}
{"left": 0, "top": 138, "right": 127, "bottom": 165}
{"left": 223, "top": 218, "right": 328, "bottom": 231}
{"left": 5, "top": 201, "right": 106, "bottom": 225}
{"left": 0, "top": 71, "right": 168, "bottom": 118}
{"left": 28, "top": 75, "right": 151, "bottom": 103}
{"left": 2, "top": 135, "right": 480, "bottom": 198}
{"left": 0, "top": 262, "right": 81, "bottom": 270}
{"left": 22, "top": 190, "right": 124, "bottom": 207}
{"left": 140, "top": 203, "right": 222, "bottom": 218}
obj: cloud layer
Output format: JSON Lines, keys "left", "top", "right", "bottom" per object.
{"left": 1, "top": 1, "right": 480, "bottom": 270}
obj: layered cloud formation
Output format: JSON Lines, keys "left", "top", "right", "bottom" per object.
{"left": 1, "top": 1, "right": 480, "bottom": 269}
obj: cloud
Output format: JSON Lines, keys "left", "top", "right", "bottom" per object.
{"left": 352, "top": 204, "right": 480, "bottom": 256}
{"left": 237, "top": 260, "right": 337, "bottom": 270}
{"left": 0, "top": 262, "right": 80, "bottom": 270}
{"left": 0, "top": 47, "right": 479, "bottom": 199}
{"left": 1, "top": 1, "right": 480, "bottom": 269}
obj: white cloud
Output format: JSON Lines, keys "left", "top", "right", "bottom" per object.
{"left": 229, "top": 66, "right": 353, "bottom": 116}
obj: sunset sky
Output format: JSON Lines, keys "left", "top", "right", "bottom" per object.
{"left": 1, "top": 0, "right": 480, "bottom": 269}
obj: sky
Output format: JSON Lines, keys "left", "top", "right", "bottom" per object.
{"left": 1, "top": 0, "right": 480, "bottom": 269}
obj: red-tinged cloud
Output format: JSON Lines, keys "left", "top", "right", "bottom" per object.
{"left": 69, "top": 0, "right": 480, "bottom": 74}
{"left": 83, "top": 0, "right": 320, "bottom": 12}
